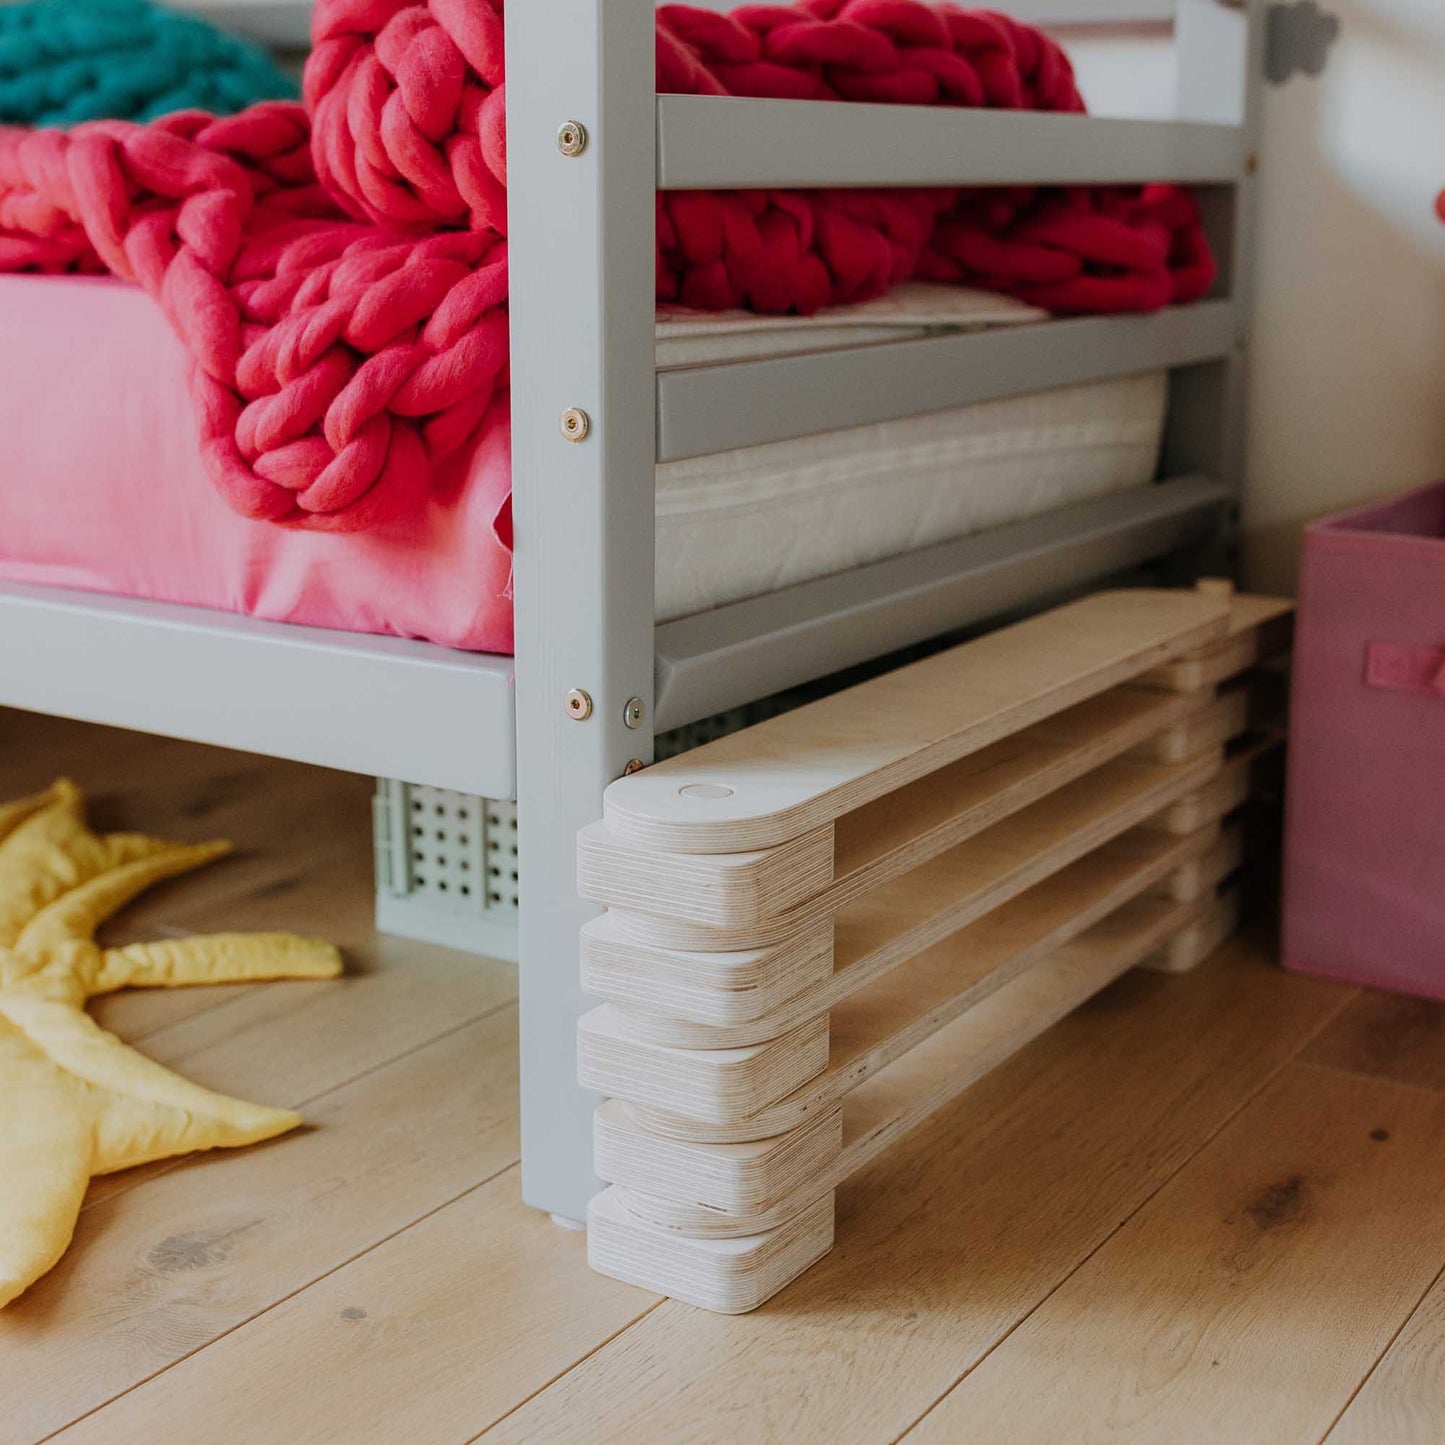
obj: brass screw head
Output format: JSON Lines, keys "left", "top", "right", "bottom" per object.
{"left": 560, "top": 408, "right": 590, "bottom": 442}
{"left": 565, "top": 689, "right": 593, "bottom": 721}
{"left": 623, "top": 759, "right": 646, "bottom": 776}
{"left": 623, "top": 697, "right": 646, "bottom": 730}
{"left": 557, "top": 121, "right": 588, "bottom": 157}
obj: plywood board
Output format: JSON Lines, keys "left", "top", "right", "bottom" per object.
{"left": 603, "top": 589, "right": 1232, "bottom": 853}
{"left": 1130, "top": 682, "right": 1249, "bottom": 763}
{"left": 1161, "top": 822, "right": 1245, "bottom": 903}
{"left": 596, "top": 745, "right": 1226, "bottom": 954}
{"left": 581, "top": 686, "right": 1188, "bottom": 927}
{"left": 580, "top": 918, "right": 834, "bottom": 1028}
{"left": 587, "top": 887, "right": 1223, "bottom": 1308}
{"left": 1153, "top": 735, "right": 1281, "bottom": 835}
{"left": 577, "top": 588, "right": 1292, "bottom": 1315}
{"left": 621, "top": 824, "right": 1221, "bottom": 1146}
{"left": 1141, "top": 884, "right": 1243, "bottom": 974}
{"left": 1139, "top": 596, "right": 1294, "bottom": 693}
{"left": 590, "top": 751, "right": 1226, "bottom": 1048}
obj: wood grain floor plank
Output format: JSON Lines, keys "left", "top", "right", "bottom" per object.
{"left": 55, "top": 1171, "right": 659, "bottom": 1445}
{"left": 0, "top": 1008, "right": 520, "bottom": 1445}
{"left": 91, "top": 806, "right": 497, "bottom": 1043}
{"left": 0, "top": 709, "right": 183, "bottom": 796}
{"left": 483, "top": 943, "right": 1351, "bottom": 1445}
{"left": 100, "top": 761, "right": 370, "bottom": 938}
{"left": 89, "top": 975, "right": 267, "bottom": 1049}
{"left": 905, "top": 1063, "right": 1445, "bottom": 1445}
{"left": 2, "top": 705, "right": 374, "bottom": 939}
{"left": 1325, "top": 1263, "right": 1445, "bottom": 1445}
{"left": 5, "top": 708, "right": 382, "bottom": 1041}
{"left": 83, "top": 943, "right": 516, "bottom": 1209}
{"left": 1302, "top": 991, "right": 1445, "bottom": 1096}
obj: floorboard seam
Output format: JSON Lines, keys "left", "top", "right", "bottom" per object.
{"left": 1295, "top": 1057, "right": 1445, "bottom": 1102}
{"left": 467, "top": 1298, "right": 669, "bottom": 1443}
{"left": 37, "top": 1166, "right": 521, "bottom": 1445}
{"left": 114, "top": 979, "right": 262, "bottom": 1046}
{"left": 78, "top": 995, "right": 517, "bottom": 1217}
{"left": 889, "top": 973, "right": 1360, "bottom": 1443}
{"left": 1316, "top": 1253, "right": 1445, "bottom": 1444}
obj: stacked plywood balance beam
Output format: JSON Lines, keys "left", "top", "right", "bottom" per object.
{"left": 576, "top": 585, "right": 1293, "bottom": 1312}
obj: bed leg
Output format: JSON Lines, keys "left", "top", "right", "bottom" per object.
{"left": 505, "top": 0, "right": 658, "bottom": 1223}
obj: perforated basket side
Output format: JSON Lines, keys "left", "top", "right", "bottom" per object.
{"left": 374, "top": 781, "right": 519, "bottom": 958}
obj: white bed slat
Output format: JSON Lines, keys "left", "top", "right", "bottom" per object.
{"left": 658, "top": 301, "right": 1237, "bottom": 461}
{"left": 653, "top": 476, "right": 1232, "bottom": 733}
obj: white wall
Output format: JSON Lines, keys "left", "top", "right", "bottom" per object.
{"left": 1245, "top": 0, "right": 1445, "bottom": 590}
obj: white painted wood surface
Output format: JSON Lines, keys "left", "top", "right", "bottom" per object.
{"left": 508, "top": 0, "right": 659, "bottom": 1222}
{"left": 657, "top": 99, "right": 1243, "bottom": 190}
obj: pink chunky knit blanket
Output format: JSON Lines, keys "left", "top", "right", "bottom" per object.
{"left": 0, "top": 0, "right": 1212, "bottom": 535}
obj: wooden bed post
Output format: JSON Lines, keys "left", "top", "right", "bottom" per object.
{"left": 506, "top": 0, "right": 658, "bottom": 1222}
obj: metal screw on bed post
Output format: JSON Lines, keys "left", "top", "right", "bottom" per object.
{"left": 565, "top": 689, "right": 594, "bottom": 721}
{"left": 556, "top": 121, "right": 588, "bottom": 157}
{"left": 560, "top": 408, "right": 591, "bottom": 442}
{"left": 623, "top": 697, "right": 645, "bottom": 729}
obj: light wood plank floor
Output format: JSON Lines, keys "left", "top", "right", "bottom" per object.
{"left": 3, "top": 707, "right": 1442, "bottom": 1445}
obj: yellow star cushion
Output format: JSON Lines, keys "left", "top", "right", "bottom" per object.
{"left": 1, "top": 780, "right": 341, "bottom": 1309}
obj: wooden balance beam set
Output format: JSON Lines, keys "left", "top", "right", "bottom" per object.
{"left": 575, "top": 583, "right": 1293, "bottom": 1312}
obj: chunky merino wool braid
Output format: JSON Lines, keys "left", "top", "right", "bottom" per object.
{"left": 0, "top": 0, "right": 1213, "bottom": 535}
{"left": 0, "top": 0, "right": 297, "bottom": 127}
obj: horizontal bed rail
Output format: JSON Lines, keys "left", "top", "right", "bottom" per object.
{"left": 184, "top": 0, "right": 1184, "bottom": 50}
{"left": 657, "top": 98, "right": 1243, "bottom": 191}
{"left": 0, "top": 584, "right": 517, "bottom": 799}
{"left": 676, "top": 0, "right": 1179, "bottom": 18}
{"left": 653, "top": 475, "right": 1230, "bottom": 732}
{"left": 659, "top": 300, "right": 1237, "bottom": 461}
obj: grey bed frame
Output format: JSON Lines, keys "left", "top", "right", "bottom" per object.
{"left": 0, "top": 0, "right": 1262, "bottom": 1224}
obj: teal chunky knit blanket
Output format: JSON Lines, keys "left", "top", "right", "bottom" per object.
{"left": 0, "top": 0, "right": 297, "bottom": 125}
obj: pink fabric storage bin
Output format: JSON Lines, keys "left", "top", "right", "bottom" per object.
{"left": 1282, "top": 481, "right": 1445, "bottom": 998}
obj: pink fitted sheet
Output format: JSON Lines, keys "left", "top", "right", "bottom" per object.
{"left": 0, "top": 276, "right": 515, "bottom": 654}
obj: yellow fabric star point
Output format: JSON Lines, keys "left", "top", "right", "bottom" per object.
{"left": 1, "top": 780, "right": 342, "bottom": 1309}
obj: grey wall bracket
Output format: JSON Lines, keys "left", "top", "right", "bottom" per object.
{"left": 1266, "top": 1, "right": 1340, "bottom": 85}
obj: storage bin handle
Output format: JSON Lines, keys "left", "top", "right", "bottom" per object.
{"left": 1366, "top": 641, "right": 1445, "bottom": 700}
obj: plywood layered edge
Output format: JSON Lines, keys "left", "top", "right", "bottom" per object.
{"left": 594, "top": 822, "right": 1223, "bottom": 1228}
{"left": 586, "top": 885, "right": 1219, "bottom": 1313}
{"left": 579, "top": 749, "right": 1228, "bottom": 1056}
{"left": 601, "top": 588, "right": 1233, "bottom": 854}
{"left": 579, "top": 588, "right": 1294, "bottom": 1312}
{"left": 580, "top": 686, "right": 1191, "bottom": 931}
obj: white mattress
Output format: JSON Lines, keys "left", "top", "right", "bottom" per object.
{"left": 653, "top": 286, "right": 1169, "bottom": 622}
